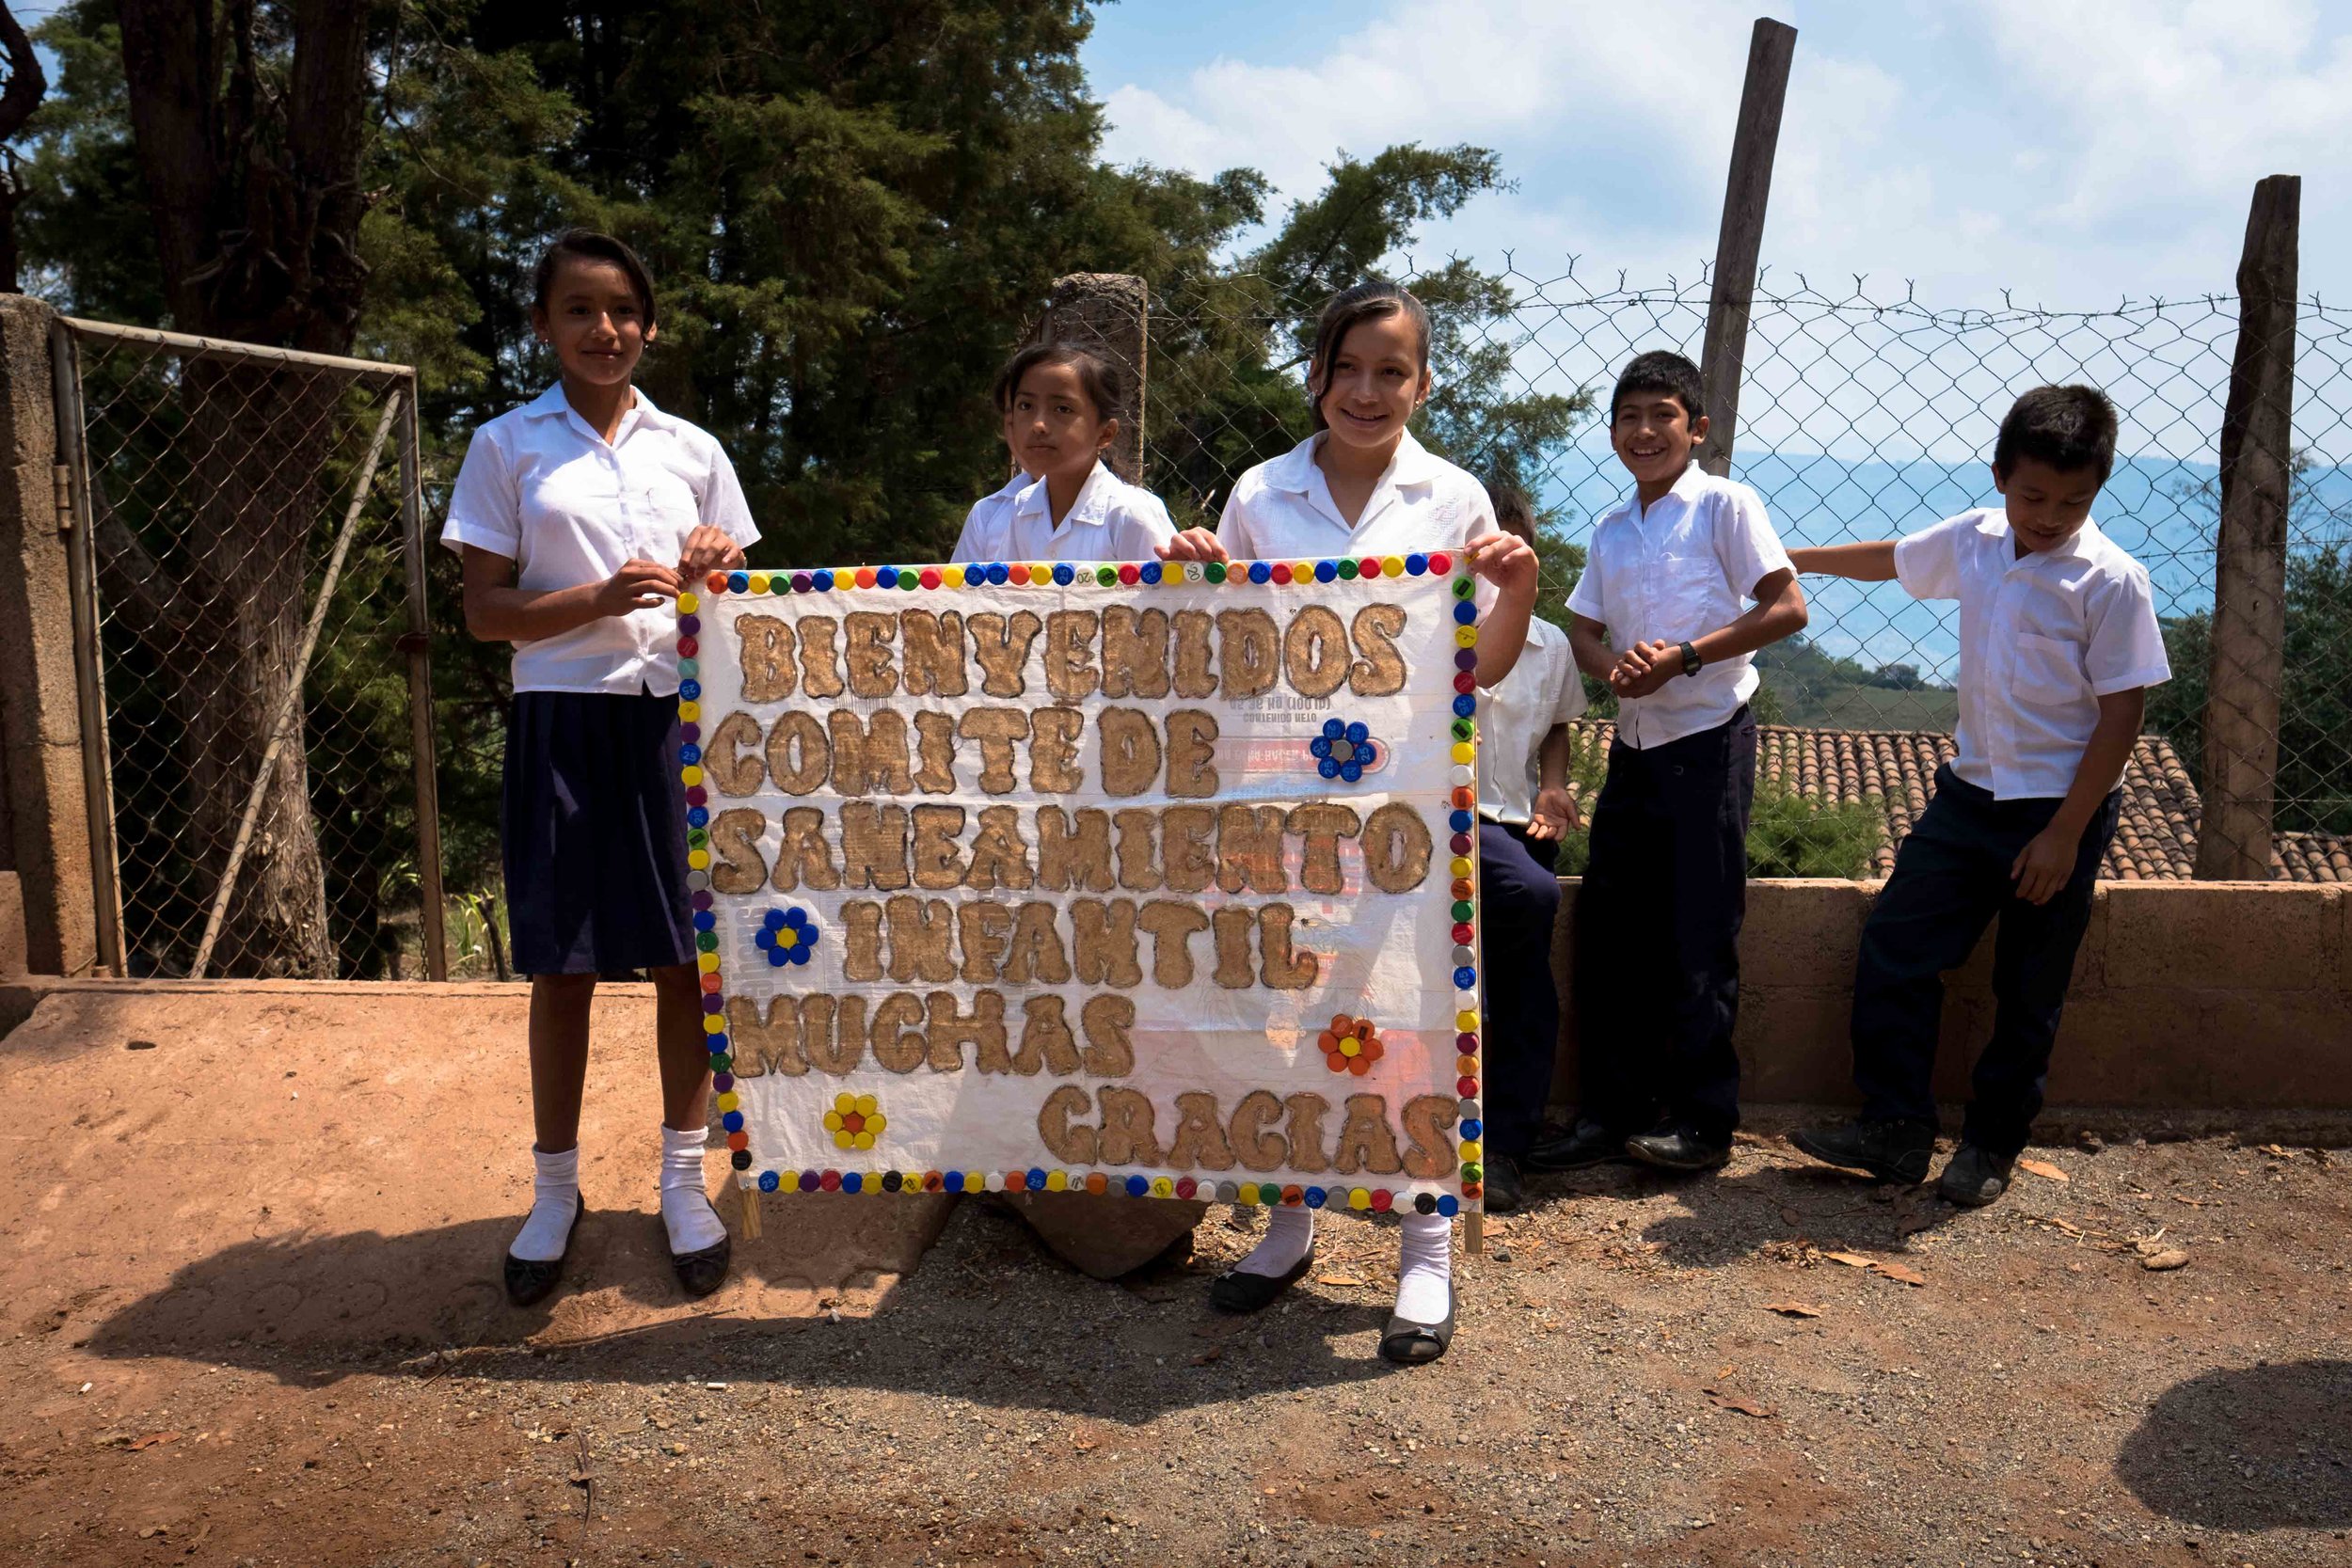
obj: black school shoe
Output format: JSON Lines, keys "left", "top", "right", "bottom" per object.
{"left": 668, "top": 1196, "right": 734, "bottom": 1299}
{"left": 1525, "top": 1118, "right": 1637, "bottom": 1172}
{"left": 1379, "top": 1284, "right": 1456, "bottom": 1366}
{"left": 503, "top": 1194, "right": 586, "bottom": 1307}
{"left": 1481, "top": 1153, "right": 1525, "bottom": 1213}
{"left": 1624, "top": 1123, "right": 1733, "bottom": 1173}
{"left": 1937, "top": 1143, "right": 2014, "bottom": 1208}
{"left": 1209, "top": 1247, "right": 1314, "bottom": 1314}
{"left": 1789, "top": 1117, "right": 1937, "bottom": 1185}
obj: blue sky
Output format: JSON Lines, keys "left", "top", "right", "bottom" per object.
{"left": 1082, "top": 0, "right": 2352, "bottom": 309}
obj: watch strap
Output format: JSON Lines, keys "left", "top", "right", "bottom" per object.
{"left": 1678, "top": 640, "right": 1701, "bottom": 677}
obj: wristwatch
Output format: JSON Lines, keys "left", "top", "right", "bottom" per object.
{"left": 1679, "top": 641, "right": 1703, "bottom": 677}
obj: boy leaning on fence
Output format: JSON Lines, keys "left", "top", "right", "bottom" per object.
{"left": 1528, "top": 350, "right": 1809, "bottom": 1178}
{"left": 1788, "top": 386, "right": 2170, "bottom": 1208}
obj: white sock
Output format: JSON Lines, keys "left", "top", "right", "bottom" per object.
{"left": 1393, "top": 1212, "right": 1453, "bottom": 1323}
{"left": 660, "top": 1124, "right": 727, "bottom": 1254}
{"left": 509, "top": 1145, "right": 580, "bottom": 1262}
{"left": 1233, "top": 1205, "right": 1314, "bottom": 1277}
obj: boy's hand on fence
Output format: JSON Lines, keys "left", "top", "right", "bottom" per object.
{"left": 2010, "top": 823, "right": 2077, "bottom": 906}
{"left": 677, "top": 526, "right": 746, "bottom": 576}
{"left": 596, "top": 559, "right": 682, "bottom": 616}
{"left": 1155, "top": 529, "right": 1229, "bottom": 564}
{"left": 1529, "top": 784, "right": 1580, "bottom": 838}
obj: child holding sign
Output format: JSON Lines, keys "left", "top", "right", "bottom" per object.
{"left": 1160, "top": 279, "right": 1539, "bottom": 1365}
{"left": 949, "top": 343, "right": 1175, "bottom": 563}
{"left": 443, "top": 230, "right": 758, "bottom": 1306}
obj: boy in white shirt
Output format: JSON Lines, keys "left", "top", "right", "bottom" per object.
{"left": 1472, "top": 484, "right": 1587, "bottom": 1211}
{"left": 1788, "top": 386, "right": 2168, "bottom": 1206}
{"left": 1529, "top": 351, "right": 1809, "bottom": 1175}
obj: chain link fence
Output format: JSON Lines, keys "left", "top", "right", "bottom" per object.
{"left": 52, "top": 319, "right": 446, "bottom": 978}
{"left": 1143, "top": 263, "right": 2352, "bottom": 881}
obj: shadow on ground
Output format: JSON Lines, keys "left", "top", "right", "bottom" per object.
{"left": 1520, "top": 1159, "right": 1963, "bottom": 1266}
{"left": 2115, "top": 1360, "right": 2352, "bottom": 1528}
{"left": 81, "top": 1199, "right": 1392, "bottom": 1416}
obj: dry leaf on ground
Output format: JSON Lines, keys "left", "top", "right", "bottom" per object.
{"left": 127, "top": 1432, "right": 179, "bottom": 1452}
{"left": 1705, "top": 1388, "right": 1777, "bottom": 1418}
{"left": 1760, "top": 1301, "right": 1822, "bottom": 1318}
{"left": 1872, "top": 1260, "right": 1927, "bottom": 1287}
{"left": 1317, "top": 1275, "right": 1363, "bottom": 1288}
{"left": 2017, "top": 1158, "right": 2070, "bottom": 1183}
{"left": 1822, "top": 1250, "right": 1876, "bottom": 1270}
{"left": 2139, "top": 1247, "right": 2190, "bottom": 1272}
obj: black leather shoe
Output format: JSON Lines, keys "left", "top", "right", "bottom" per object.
{"left": 1790, "top": 1117, "right": 1936, "bottom": 1184}
{"left": 1378, "top": 1284, "right": 1456, "bottom": 1366}
{"left": 1624, "top": 1124, "right": 1733, "bottom": 1173}
{"left": 1481, "top": 1152, "right": 1525, "bottom": 1213}
{"left": 503, "top": 1195, "right": 585, "bottom": 1307}
{"left": 668, "top": 1196, "right": 733, "bottom": 1299}
{"left": 1208, "top": 1247, "right": 1313, "bottom": 1314}
{"left": 1938, "top": 1143, "right": 2014, "bottom": 1207}
{"left": 1525, "top": 1118, "right": 1636, "bottom": 1172}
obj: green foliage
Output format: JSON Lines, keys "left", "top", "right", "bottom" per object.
{"left": 1743, "top": 783, "right": 1887, "bottom": 878}
{"left": 2143, "top": 457, "right": 2352, "bottom": 836}
{"left": 14, "top": 1, "right": 1594, "bottom": 961}
{"left": 1753, "top": 633, "right": 1956, "bottom": 730}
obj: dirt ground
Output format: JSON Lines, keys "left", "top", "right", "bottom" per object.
{"left": 1, "top": 983, "right": 2348, "bottom": 1567}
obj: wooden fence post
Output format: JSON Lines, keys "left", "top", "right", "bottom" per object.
{"left": 1041, "top": 273, "right": 1148, "bottom": 483}
{"left": 1696, "top": 18, "right": 1798, "bottom": 477}
{"left": 2195, "top": 175, "right": 2300, "bottom": 881}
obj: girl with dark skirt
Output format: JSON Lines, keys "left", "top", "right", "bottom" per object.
{"left": 443, "top": 230, "right": 758, "bottom": 1305}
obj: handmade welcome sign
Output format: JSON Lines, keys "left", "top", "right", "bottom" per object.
{"left": 674, "top": 553, "right": 1486, "bottom": 1222}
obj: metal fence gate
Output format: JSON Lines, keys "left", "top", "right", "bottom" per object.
{"left": 50, "top": 317, "right": 447, "bottom": 980}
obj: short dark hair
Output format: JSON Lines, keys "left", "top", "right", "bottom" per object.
{"left": 1486, "top": 480, "right": 1536, "bottom": 544}
{"left": 1611, "top": 350, "right": 1705, "bottom": 423}
{"left": 1994, "top": 385, "right": 2118, "bottom": 483}
{"left": 532, "top": 229, "right": 658, "bottom": 330}
{"left": 1308, "top": 280, "right": 1432, "bottom": 432}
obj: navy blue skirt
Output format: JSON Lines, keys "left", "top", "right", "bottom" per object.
{"left": 501, "top": 689, "right": 696, "bottom": 976}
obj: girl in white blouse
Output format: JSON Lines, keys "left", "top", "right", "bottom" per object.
{"left": 1162, "top": 281, "right": 1539, "bottom": 1365}
{"left": 950, "top": 343, "right": 1175, "bottom": 563}
{"left": 443, "top": 231, "right": 756, "bottom": 1307}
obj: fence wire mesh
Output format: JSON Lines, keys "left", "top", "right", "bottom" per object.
{"left": 59, "top": 322, "right": 441, "bottom": 977}
{"left": 1145, "top": 263, "right": 2352, "bottom": 881}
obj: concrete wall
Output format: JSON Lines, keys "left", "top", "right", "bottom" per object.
{"left": 1549, "top": 879, "right": 2352, "bottom": 1116}
{"left": 0, "top": 295, "right": 99, "bottom": 975}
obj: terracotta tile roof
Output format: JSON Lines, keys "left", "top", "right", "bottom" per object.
{"left": 1563, "top": 721, "right": 2350, "bottom": 883}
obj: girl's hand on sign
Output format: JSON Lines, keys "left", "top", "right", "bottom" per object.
{"left": 1155, "top": 528, "right": 1229, "bottom": 564}
{"left": 1461, "top": 531, "right": 1537, "bottom": 597}
{"left": 1530, "top": 784, "right": 1580, "bottom": 838}
{"left": 677, "top": 525, "right": 746, "bottom": 576}
{"left": 596, "top": 558, "right": 682, "bottom": 616}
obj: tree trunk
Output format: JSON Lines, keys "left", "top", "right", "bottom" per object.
{"left": 172, "top": 360, "right": 338, "bottom": 975}
{"left": 109, "top": 0, "right": 370, "bottom": 974}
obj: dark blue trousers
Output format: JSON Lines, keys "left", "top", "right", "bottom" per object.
{"left": 1573, "top": 707, "right": 1756, "bottom": 1142}
{"left": 1477, "top": 819, "right": 1562, "bottom": 1159}
{"left": 1851, "top": 765, "right": 2121, "bottom": 1158}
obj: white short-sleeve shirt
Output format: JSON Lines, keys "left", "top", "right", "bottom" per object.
{"left": 950, "top": 461, "right": 1175, "bottom": 563}
{"left": 1476, "top": 615, "right": 1589, "bottom": 826}
{"left": 1564, "top": 464, "right": 1792, "bottom": 749}
{"left": 1895, "top": 510, "right": 2169, "bottom": 800}
{"left": 441, "top": 383, "right": 758, "bottom": 696}
{"left": 1216, "top": 430, "right": 1497, "bottom": 568}
{"left": 947, "top": 470, "right": 1030, "bottom": 563}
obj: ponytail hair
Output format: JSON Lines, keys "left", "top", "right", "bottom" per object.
{"left": 1306, "top": 280, "right": 1432, "bottom": 432}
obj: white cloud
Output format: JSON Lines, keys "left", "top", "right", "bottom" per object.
{"left": 1089, "top": 0, "right": 2352, "bottom": 306}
